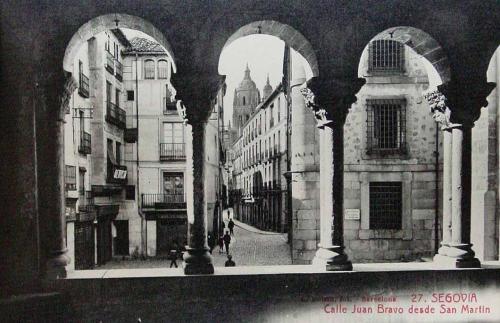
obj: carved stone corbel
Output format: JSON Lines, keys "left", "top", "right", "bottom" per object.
{"left": 300, "top": 76, "right": 366, "bottom": 128}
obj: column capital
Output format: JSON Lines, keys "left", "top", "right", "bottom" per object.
{"left": 300, "top": 76, "right": 365, "bottom": 128}
{"left": 170, "top": 73, "right": 225, "bottom": 126}
{"left": 437, "top": 80, "right": 496, "bottom": 127}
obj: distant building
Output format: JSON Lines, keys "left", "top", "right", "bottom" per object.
{"left": 229, "top": 65, "right": 291, "bottom": 233}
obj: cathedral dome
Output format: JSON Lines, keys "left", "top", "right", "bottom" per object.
{"left": 237, "top": 63, "right": 258, "bottom": 90}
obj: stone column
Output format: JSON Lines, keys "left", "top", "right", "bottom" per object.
{"left": 300, "top": 76, "right": 365, "bottom": 271}
{"left": 44, "top": 117, "right": 71, "bottom": 279}
{"left": 183, "top": 121, "right": 214, "bottom": 274}
{"left": 290, "top": 66, "right": 321, "bottom": 263}
{"left": 43, "top": 73, "right": 75, "bottom": 280}
{"left": 311, "top": 122, "right": 351, "bottom": 270}
{"left": 434, "top": 129, "right": 452, "bottom": 258}
{"left": 445, "top": 125, "right": 481, "bottom": 267}
{"left": 427, "top": 81, "right": 496, "bottom": 268}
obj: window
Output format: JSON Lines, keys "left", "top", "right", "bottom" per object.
{"left": 126, "top": 185, "right": 135, "bottom": 200}
{"left": 163, "top": 173, "right": 184, "bottom": 202}
{"left": 242, "top": 96, "right": 246, "bottom": 105}
{"left": 366, "top": 99, "right": 406, "bottom": 155}
{"left": 65, "top": 165, "right": 77, "bottom": 191}
{"left": 115, "top": 89, "right": 120, "bottom": 107}
{"left": 158, "top": 60, "right": 168, "bottom": 79}
{"left": 277, "top": 97, "right": 281, "bottom": 121}
{"left": 163, "top": 123, "right": 184, "bottom": 144}
{"left": 115, "top": 142, "right": 121, "bottom": 165}
{"left": 369, "top": 182, "right": 402, "bottom": 230}
{"left": 369, "top": 39, "right": 405, "bottom": 73}
{"left": 106, "top": 81, "right": 112, "bottom": 102}
{"left": 127, "top": 91, "right": 134, "bottom": 101}
{"left": 144, "top": 59, "right": 155, "bottom": 79}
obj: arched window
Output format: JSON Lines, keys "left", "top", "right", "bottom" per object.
{"left": 242, "top": 96, "right": 246, "bottom": 105}
{"left": 158, "top": 60, "right": 168, "bottom": 79}
{"left": 144, "top": 59, "right": 155, "bottom": 79}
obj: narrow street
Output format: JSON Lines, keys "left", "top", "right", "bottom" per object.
{"left": 211, "top": 208, "right": 292, "bottom": 267}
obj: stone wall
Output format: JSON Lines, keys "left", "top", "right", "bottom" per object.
{"left": 343, "top": 44, "right": 443, "bottom": 262}
{"left": 471, "top": 46, "right": 500, "bottom": 261}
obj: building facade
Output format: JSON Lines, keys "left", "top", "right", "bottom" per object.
{"left": 343, "top": 40, "right": 440, "bottom": 262}
{"left": 65, "top": 31, "right": 223, "bottom": 267}
{"left": 65, "top": 29, "right": 131, "bottom": 269}
{"left": 229, "top": 66, "right": 289, "bottom": 233}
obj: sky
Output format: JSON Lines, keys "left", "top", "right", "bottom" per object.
{"left": 122, "top": 30, "right": 313, "bottom": 125}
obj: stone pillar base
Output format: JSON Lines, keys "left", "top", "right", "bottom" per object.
{"left": 312, "top": 246, "right": 352, "bottom": 271}
{"left": 45, "top": 251, "right": 70, "bottom": 279}
{"left": 433, "top": 243, "right": 481, "bottom": 268}
{"left": 182, "top": 247, "right": 214, "bottom": 275}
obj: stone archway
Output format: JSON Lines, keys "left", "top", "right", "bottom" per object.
{"left": 222, "top": 20, "right": 319, "bottom": 78}
{"left": 45, "top": 14, "right": 178, "bottom": 279}
{"left": 63, "top": 13, "right": 176, "bottom": 74}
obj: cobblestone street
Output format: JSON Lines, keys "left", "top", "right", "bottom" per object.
{"left": 211, "top": 208, "right": 292, "bottom": 267}
{"left": 98, "top": 208, "right": 291, "bottom": 269}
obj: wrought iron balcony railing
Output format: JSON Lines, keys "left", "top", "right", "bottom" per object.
{"left": 78, "top": 131, "right": 91, "bottom": 155}
{"left": 141, "top": 193, "right": 186, "bottom": 209}
{"left": 78, "top": 72, "right": 90, "bottom": 98}
{"left": 105, "top": 51, "right": 114, "bottom": 74}
{"left": 115, "top": 59, "right": 123, "bottom": 81}
{"left": 159, "top": 143, "right": 186, "bottom": 161}
{"left": 78, "top": 190, "right": 96, "bottom": 213}
{"left": 105, "top": 101, "right": 126, "bottom": 129}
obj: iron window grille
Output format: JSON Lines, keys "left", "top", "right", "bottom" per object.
{"left": 369, "top": 182, "right": 402, "bottom": 230}
{"left": 368, "top": 39, "right": 405, "bottom": 74}
{"left": 65, "top": 165, "right": 77, "bottom": 191}
{"left": 366, "top": 98, "right": 407, "bottom": 156}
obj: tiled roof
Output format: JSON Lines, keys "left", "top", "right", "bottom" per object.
{"left": 124, "top": 37, "right": 166, "bottom": 54}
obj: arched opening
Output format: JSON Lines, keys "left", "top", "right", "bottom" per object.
{"left": 61, "top": 14, "right": 193, "bottom": 271}
{"left": 346, "top": 26, "right": 449, "bottom": 263}
{"left": 218, "top": 21, "right": 318, "bottom": 267}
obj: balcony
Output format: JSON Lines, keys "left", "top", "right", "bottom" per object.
{"left": 160, "top": 143, "right": 186, "bottom": 161}
{"left": 142, "top": 193, "right": 186, "bottom": 209}
{"left": 163, "top": 97, "right": 177, "bottom": 115}
{"left": 106, "top": 101, "right": 126, "bottom": 129}
{"left": 115, "top": 59, "right": 123, "bottom": 81}
{"left": 78, "top": 131, "right": 91, "bottom": 155}
{"left": 105, "top": 51, "right": 114, "bottom": 74}
{"left": 124, "top": 128, "right": 138, "bottom": 143}
{"left": 106, "top": 163, "right": 127, "bottom": 185}
{"left": 78, "top": 73, "right": 90, "bottom": 98}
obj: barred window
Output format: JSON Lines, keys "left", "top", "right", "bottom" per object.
{"left": 369, "top": 182, "right": 402, "bottom": 230}
{"left": 65, "top": 165, "right": 77, "bottom": 191}
{"left": 369, "top": 39, "right": 404, "bottom": 73}
{"left": 366, "top": 99, "right": 406, "bottom": 155}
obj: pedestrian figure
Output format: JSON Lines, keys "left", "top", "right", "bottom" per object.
{"left": 228, "top": 218, "right": 235, "bottom": 236}
{"left": 218, "top": 235, "right": 224, "bottom": 254}
{"left": 225, "top": 254, "right": 236, "bottom": 267}
{"left": 169, "top": 249, "right": 178, "bottom": 268}
{"left": 221, "top": 220, "right": 226, "bottom": 232}
{"left": 223, "top": 230, "right": 231, "bottom": 254}
{"left": 208, "top": 233, "right": 215, "bottom": 253}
